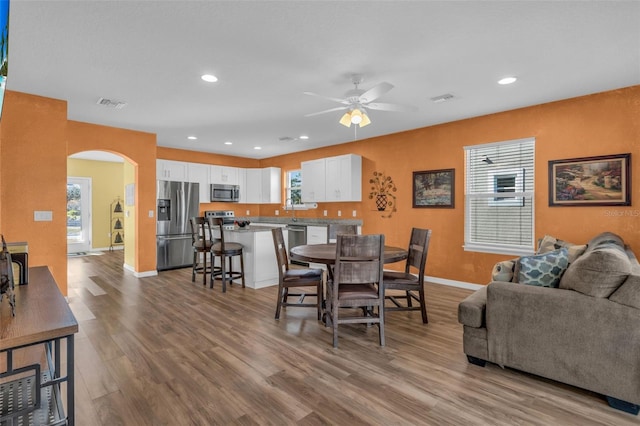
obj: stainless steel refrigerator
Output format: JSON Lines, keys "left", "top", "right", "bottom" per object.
{"left": 156, "top": 180, "right": 199, "bottom": 271}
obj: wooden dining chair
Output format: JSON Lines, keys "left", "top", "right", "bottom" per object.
{"left": 189, "top": 217, "right": 215, "bottom": 285}
{"left": 272, "top": 228, "right": 323, "bottom": 320}
{"left": 327, "top": 224, "right": 358, "bottom": 243}
{"left": 383, "top": 228, "right": 432, "bottom": 323}
{"left": 326, "top": 233, "right": 385, "bottom": 348}
{"left": 208, "top": 217, "right": 245, "bottom": 292}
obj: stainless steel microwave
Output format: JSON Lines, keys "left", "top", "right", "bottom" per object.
{"left": 210, "top": 184, "right": 240, "bottom": 202}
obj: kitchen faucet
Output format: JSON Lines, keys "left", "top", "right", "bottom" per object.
{"left": 286, "top": 198, "right": 297, "bottom": 222}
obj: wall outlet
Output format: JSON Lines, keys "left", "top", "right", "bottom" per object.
{"left": 34, "top": 210, "right": 53, "bottom": 221}
{"left": 149, "top": 210, "right": 154, "bottom": 218}
{"left": 352, "top": 210, "right": 357, "bottom": 217}
{"left": 337, "top": 210, "right": 342, "bottom": 217}
{"left": 246, "top": 210, "right": 250, "bottom": 216}
{"left": 275, "top": 210, "right": 279, "bottom": 216}
{"left": 323, "top": 210, "right": 327, "bottom": 217}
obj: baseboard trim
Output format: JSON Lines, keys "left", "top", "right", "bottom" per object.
{"left": 123, "top": 263, "right": 158, "bottom": 278}
{"left": 92, "top": 246, "right": 123, "bottom": 252}
{"left": 425, "top": 275, "right": 483, "bottom": 291}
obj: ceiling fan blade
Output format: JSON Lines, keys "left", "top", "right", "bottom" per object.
{"left": 304, "top": 106, "right": 349, "bottom": 117}
{"left": 358, "top": 82, "right": 394, "bottom": 103}
{"left": 303, "top": 91, "right": 349, "bottom": 104}
{"left": 366, "top": 102, "right": 418, "bottom": 113}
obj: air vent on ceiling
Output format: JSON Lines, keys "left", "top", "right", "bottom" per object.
{"left": 96, "top": 97, "right": 127, "bottom": 109}
{"left": 279, "top": 136, "right": 295, "bottom": 142}
{"left": 430, "top": 93, "right": 455, "bottom": 104}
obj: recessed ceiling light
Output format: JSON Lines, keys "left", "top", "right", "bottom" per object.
{"left": 224, "top": 141, "right": 232, "bottom": 145}
{"left": 299, "top": 135, "right": 309, "bottom": 140}
{"left": 498, "top": 76, "right": 517, "bottom": 85}
{"left": 254, "top": 146, "right": 262, "bottom": 150}
{"left": 187, "top": 136, "right": 197, "bottom": 140}
{"left": 201, "top": 74, "right": 218, "bottom": 83}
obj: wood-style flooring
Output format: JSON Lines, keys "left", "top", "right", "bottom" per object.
{"left": 66, "top": 251, "right": 636, "bottom": 425}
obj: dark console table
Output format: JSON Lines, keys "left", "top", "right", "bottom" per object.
{"left": 0, "top": 266, "right": 78, "bottom": 425}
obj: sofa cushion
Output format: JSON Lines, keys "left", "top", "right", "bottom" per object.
{"left": 609, "top": 247, "right": 640, "bottom": 309}
{"left": 585, "top": 231, "right": 625, "bottom": 253}
{"left": 517, "top": 248, "right": 569, "bottom": 288}
{"left": 559, "top": 239, "right": 631, "bottom": 297}
{"left": 537, "top": 235, "right": 586, "bottom": 264}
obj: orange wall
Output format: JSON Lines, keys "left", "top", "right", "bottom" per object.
{"left": 0, "top": 91, "right": 68, "bottom": 292}
{"left": 260, "top": 86, "right": 640, "bottom": 284}
{"left": 67, "top": 121, "right": 157, "bottom": 274}
{"left": 2, "top": 86, "right": 638, "bottom": 293}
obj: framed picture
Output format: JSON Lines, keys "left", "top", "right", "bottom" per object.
{"left": 548, "top": 153, "right": 631, "bottom": 206}
{"left": 413, "top": 168, "right": 455, "bottom": 208}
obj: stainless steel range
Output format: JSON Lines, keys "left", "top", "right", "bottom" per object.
{"left": 204, "top": 210, "right": 236, "bottom": 230}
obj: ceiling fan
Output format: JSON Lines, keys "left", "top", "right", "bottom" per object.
{"left": 304, "top": 74, "right": 417, "bottom": 128}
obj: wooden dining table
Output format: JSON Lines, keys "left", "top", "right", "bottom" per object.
{"left": 290, "top": 243, "right": 408, "bottom": 279}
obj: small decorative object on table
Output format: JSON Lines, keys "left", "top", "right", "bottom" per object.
{"left": 235, "top": 220, "right": 251, "bottom": 228}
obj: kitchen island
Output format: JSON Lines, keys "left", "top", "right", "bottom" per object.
{"left": 223, "top": 225, "right": 287, "bottom": 289}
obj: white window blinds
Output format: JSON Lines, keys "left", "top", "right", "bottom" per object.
{"left": 464, "top": 137, "right": 535, "bottom": 255}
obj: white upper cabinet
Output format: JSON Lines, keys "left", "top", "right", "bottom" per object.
{"left": 243, "top": 167, "right": 281, "bottom": 204}
{"left": 244, "top": 168, "right": 263, "bottom": 203}
{"left": 261, "top": 167, "right": 282, "bottom": 204}
{"left": 187, "top": 163, "right": 211, "bottom": 203}
{"left": 301, "top": 154, "right": 361, "bottom": 202}
{"left": 210, "top": 165, "right": 239, "bottom": 185}
{"left": 325, "top": 154, "right": 362, "bottom": 202}
{"left": 301, "top": 158, "right": 326, "bottom": 202}
{"left": 237, "top": 168, "right": 247, "bottom": 203}
{"left": 157, "top": 159, "right": 188, "bottom": 181}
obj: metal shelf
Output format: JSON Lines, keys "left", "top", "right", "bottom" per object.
{"left": 0, "top": 371, "right": 65, "bottom": 426}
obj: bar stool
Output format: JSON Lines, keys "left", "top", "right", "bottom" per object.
{"left": 208, "top": 217, "right": 245, "bottom": 292}
{"left": 189, "top": 217, "right": 216, "bottom": 285}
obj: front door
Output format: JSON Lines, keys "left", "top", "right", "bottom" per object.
{"left": 67, "top": 177, "right": 92, "bottom": 254}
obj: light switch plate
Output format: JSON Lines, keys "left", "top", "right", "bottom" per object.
{"left": 338, "top": 210, "right": 342, "bottom": 217}
{"left": 275, "top": 210, "right": 279, "bottom": 216}
{"left": 352, "top": 210, "right": 357, "bottom": 217}
{"left": 149, "top": 210, "right": 154, "bottom": 218}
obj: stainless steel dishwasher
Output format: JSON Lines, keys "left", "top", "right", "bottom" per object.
{"left": 287, "top": 224, "right": 308, "bottom": 266}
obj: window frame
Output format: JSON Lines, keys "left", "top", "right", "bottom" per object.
{"left": 285, "top": 169, "right": 303, "bottom": 207}
{"left": 464, "top": 137, "right": 535, "bottom": 256}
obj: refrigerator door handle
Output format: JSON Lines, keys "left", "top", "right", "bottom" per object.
{"left": 157, "top": 235, "right": 192, "bottom": 241}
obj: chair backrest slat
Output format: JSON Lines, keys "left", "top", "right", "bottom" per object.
{"left": 327, "top": 224, "right": 358, "bottom": 243}
{"left": 405, "top": 228, "right": 432, "bottom": 279}
{"left": 271, "top": 228, "right": 289, "bottom": 277}
{"left": 334, "top": 234, "right": 384, "bottom": 285}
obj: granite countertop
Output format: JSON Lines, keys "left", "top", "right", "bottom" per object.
{"left": 234, "top": 216, "right": 362, "bottom": 227}
{"left": 226, "top": 224, "right": 279, "bottom": 233}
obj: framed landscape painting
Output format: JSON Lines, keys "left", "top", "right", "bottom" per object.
{"left": 548, "top": 153, "right": 631, "bottom": 206}
{"left": 413, "top": 168, "right": 454, "bottom": 208}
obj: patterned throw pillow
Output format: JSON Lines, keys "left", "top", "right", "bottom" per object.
{"left": 518, "top": 248, "right": 569, "bottom": 288}
{"left": 537, "top": 235, "right": 586, "bottom": 264}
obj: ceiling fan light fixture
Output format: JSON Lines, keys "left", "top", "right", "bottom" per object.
{"left": 359, "top": 112, "right": 371, "bottom": 127}
{"left": 339, "top": 112, "right": 352, "bottom": 127}
{"left": 350, "top": 108, "right": 363, "bottom": 124}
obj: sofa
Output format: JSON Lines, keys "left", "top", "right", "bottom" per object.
{"left": 458, "top": 232, "right": 640, "bottom": 415}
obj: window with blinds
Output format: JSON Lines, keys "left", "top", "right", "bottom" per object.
{"left": 464, "top": 137, "right": 535, "bottom": 255}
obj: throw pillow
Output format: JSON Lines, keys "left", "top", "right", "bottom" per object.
{"left": 491, "top": 259, "right": 516, "bottom": 282}
{"left": 518, "top": 248, "right": 569, "bottom": 288}
{"left": 537, "top": 235, "right": 587, "bottom": 264}
{"left": 559, "top": 242, "right": 631, "bottom": 297}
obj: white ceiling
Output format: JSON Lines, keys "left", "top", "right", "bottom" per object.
{"left": 7, "top": 1, "right": 640, "bottom": 160}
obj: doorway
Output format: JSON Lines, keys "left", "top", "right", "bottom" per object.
{"left": 67, "top": 177, "right": 92, "bottom": 253}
